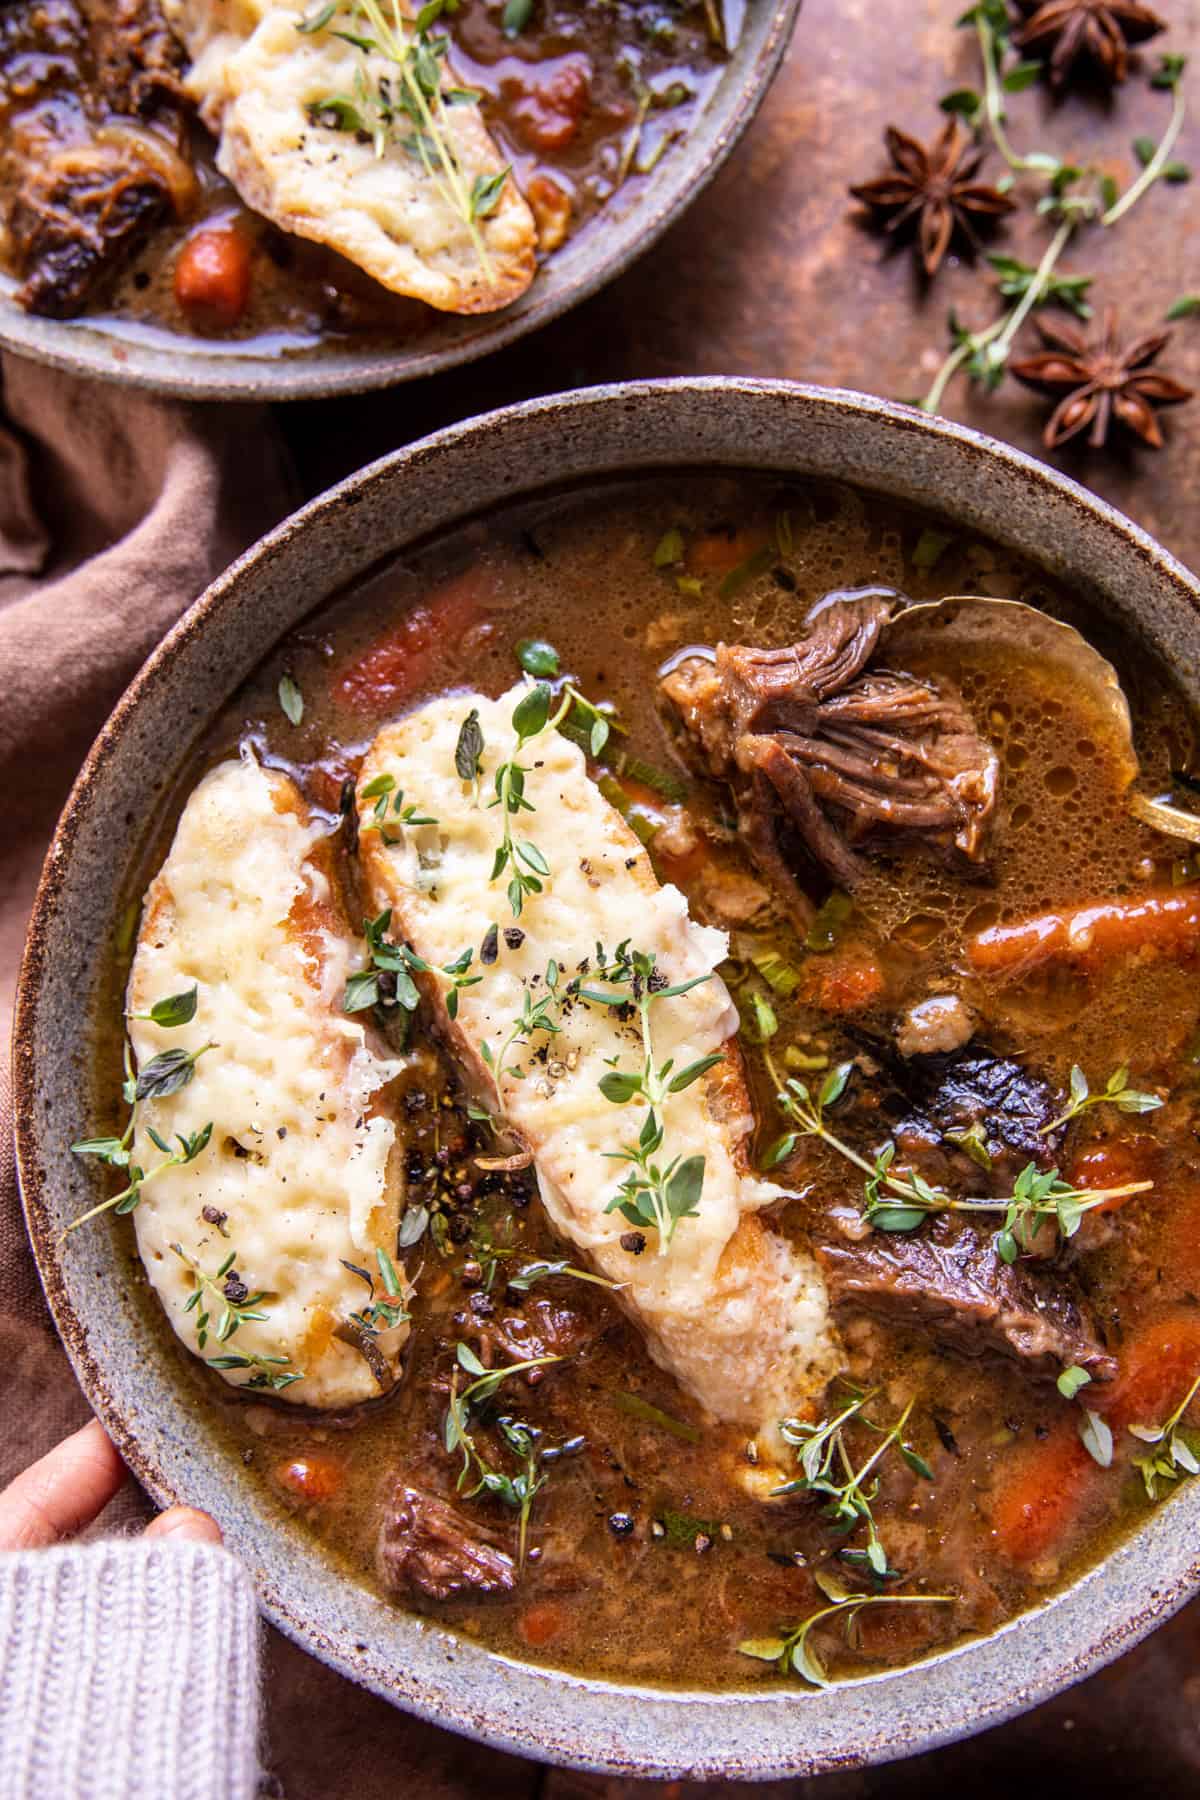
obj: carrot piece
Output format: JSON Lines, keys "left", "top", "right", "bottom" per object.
{"left": 685, "top": 529, "right": 768, "bottom": 578}
{"left": 333, "top": 568, "right": 493, "bottom": 715}
{"left": 174, "top": 227, "right": 252, "bottom": 330}
{"left": 1153, "top": 1180, "right": 1200, "bottom": 1287}
{"left": 989, "top": 1423, "right": 1097, "bottom": 1564}
{"left": 1103, "top": 1313, "right": 1200, "bottom": 1434}
{"left": 272, "top": 1456, "right": 343, "bottom": 1504}
{"left": 968, "top": 888, "right": 1200, "bottom": 976}
{"left": 1067, "top": 1137, "right": 1157, "bottom": 1215}
{"left": 517, "top": 1602, "right": 565, "bottom": 1648}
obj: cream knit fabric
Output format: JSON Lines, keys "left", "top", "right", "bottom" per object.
{"left": 0, "top": 1540, "right": 261, "bottom": 1800}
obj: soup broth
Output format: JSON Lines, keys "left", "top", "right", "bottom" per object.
{"left": 90, "top": 473, "right": 1200, "bottom": 1688}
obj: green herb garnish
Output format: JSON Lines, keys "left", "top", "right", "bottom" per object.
{"left": 278, "top": 673, "right": 304, "bottom": 726}
{"left": 1129, "top": 1374, "right": 1200, "bottom": 1499}
{"left": 580, "top": 943, "right": 719, "bottom": 1249}
{"left": 1040, "top": 1063, "right": 1163, "bottom": 1135}
{"left": 738, "top": 1586, "right": 954, "bottom": 1688}
{"left": 762, "top": 1058, "right": 1152, "bottom": 1260}
{"left": 774, "top": 1388, "right": 933, "bottom": 1576}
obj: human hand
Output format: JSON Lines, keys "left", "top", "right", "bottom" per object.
{"left": 0, "top": 1418, "right": 221, "bottom": 1550}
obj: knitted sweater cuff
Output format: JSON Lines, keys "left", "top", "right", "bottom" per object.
{"left": 0, "top": 1538, "right": 261, "bottom": 1800}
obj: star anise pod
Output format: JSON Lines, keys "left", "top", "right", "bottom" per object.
{"left": 1010, "top": 308, "right": 1193, "bottom": 449}
{"left": 1011, "top": 1, "right": 1166, "bottom": 90}
{"left": 849, "top": 120, "right": 1016, "bottom": 277}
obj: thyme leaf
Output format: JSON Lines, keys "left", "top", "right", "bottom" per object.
{"left": 764, "top": 1057, "right": 1153, "bottom": 1260}
{"left": 1040, "top": 1063, "right": 1163, "bottom": 1134}
{"left": 278, "top": 672, "right": 304, "bottom": 726}
{"left": 738, "top": 1590, "right": 955, "bottom": 1688}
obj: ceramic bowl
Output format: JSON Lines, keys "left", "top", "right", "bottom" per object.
{"left": 14, "top": 380, "right": 1200, "bottom": 1779}
{"left": 0, "top": 4, "right": 800, "bottom": 402}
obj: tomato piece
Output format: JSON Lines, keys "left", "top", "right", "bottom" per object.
{"left": 174, "top": 226, "right": 252, "bottom": 330}
{"left": 508, "top": 57, "right": 590, "bottom": 154}
{"left": 799, "top": 951, "right": 886, "bottom": 1014}
{"left": 516, "top": 1602, "right": 565, "bottom": 1648}
{"left": 989, "top": 1424, "right": 1097, "bottom": 1564}
{"left": 272, "top": 1456, "right": 343, "bottom": 1504}
{"left": 332, "top": 568, "right": 493, "bottom": 716}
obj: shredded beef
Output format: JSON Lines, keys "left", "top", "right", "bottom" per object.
{"left": 377, "top": 1486, "right": 516, "bottom": 1602}
{"left": 13, "top": 148, "right": 170, "bottom": 317}
{"left": 7, "top": 0, "right": 189, "bottom": 317}
{"left": 659, "top": 588, "right": 998, "bottom": 920}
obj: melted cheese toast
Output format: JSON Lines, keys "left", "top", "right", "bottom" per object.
{"left": 128, "top": 756, "right": 410, "bottom": 1407}
{"left": 358, "top": 686, "right": 841, "bottom": 1437}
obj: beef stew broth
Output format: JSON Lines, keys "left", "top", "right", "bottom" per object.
{"left": 108, "top": 474, "right": 1200, "bottom": 1685}
{"left": 0, "top": 0, "right": 727, "bottom": 343}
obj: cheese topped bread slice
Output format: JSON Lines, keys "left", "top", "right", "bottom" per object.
{"left": 127, "top": 755, "right": 410, "bottom": 1408}
{"left": 357, "top": 685, "right": 841, "bottom": 1437}
{"left": 166, "top": 0, "right": 536, "bottom": 313}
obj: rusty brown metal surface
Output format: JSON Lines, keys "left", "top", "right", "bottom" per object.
{"left": 276, "top": 2, "right": 1200, "bottom": 1791}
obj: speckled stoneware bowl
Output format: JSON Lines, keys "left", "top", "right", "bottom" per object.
{"left": 0, "top": 3, "right": 799, "bottom": 402}
{"left": 14, "top": 380, "right": 1200, "bottom": 1780}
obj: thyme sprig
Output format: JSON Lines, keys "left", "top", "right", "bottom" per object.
{"left": 481, "top": 957, "right": 570, "bottom": 1084}
{"left": 1040, "top": 1063, "right": 1163, "bottom": 1135}
{"left": 172, "top": 1243, "right": 303, "bottom": 1391}
{"left": 774, "top": 1388, "right": 933, "bottom": 1576}
{"left": 764, "top": 1060, "right": 1152, "bottom": 1263}
{"left": 444, "top": 1342, "right": 564, "bottom": 1566}
{"left": 358, "top": 772, "right": 437, "bottom": 844}
{"left": 342, "top": 1246, "right": 411, "bottom": 1334}
{"left": 738, "top": 1585, "right": 955, "bottom": 1688}
{"left": 506, "top": 1258, "right": 621, "bottom": 1293}
{"left": 1129, "top": 1374, "right": 1200, "bottom": 1499}
{"left": 298, "top": 0, "right": 503, "bottom": 275}
{"left": 344, "top": 906, "right": 481, "bottom": 1021}
{"left": 579, "top": 943, "right": 721, "bottom": 1250}
{"left": 68, "top": 1009, "right": 215, "bottom": 1235}
{"left": 489, "top": 683, "right": 555, "bottom": 916}
{"left": 514, "top": 639, "right": 612, "bottom": 758}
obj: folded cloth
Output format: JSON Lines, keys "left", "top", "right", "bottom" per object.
{"left": 0, "top": 1539, "right": 261, "bottom": 1800}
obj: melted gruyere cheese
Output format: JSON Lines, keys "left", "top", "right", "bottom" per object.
{"left": 165, "top": 0, "right": 536, "bottom": 314}
{"left": 359, "top": 686, "right": 841, "bottom": 1435}
{"left": 127, "top": 756, "right": 410, "bottom": 1408}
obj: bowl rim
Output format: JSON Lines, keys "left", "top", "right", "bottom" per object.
{"left": 14, "top": 377, "right": 1200, "bottom": 1780}
{"left": 0, "top": 1, "right": 800, "bottom": 403}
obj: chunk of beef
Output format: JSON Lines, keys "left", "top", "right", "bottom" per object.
{"left": 479, "top": 1289, "right": 612, "bottom": 1375}
{"left": 80, "top": 0, "right": 187, "bottom": 121}
{"left": 7, "top": 0, "right": 189, "bottom": 318}
{"left": 12, "top": 146, "right": 171, "bottom": 317}
{"left": 892, "top": 1047, "right": 1066, "bottom": 1186}
{"left": 377, "top": 1485, "right": 516, "bottom": 1602}
{"left": 659, "top": 588, "right": 998, "bottom": 919}
{"left": 817, "top": 1219, "right": 1117, "bottom": 1381}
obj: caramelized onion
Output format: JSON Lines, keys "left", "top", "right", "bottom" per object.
{"left": 95, "top": 121, "right": 196, "bottom": 214}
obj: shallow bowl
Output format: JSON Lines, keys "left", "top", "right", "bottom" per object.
{"left": 0, "top": 3, "right": 799, "bottom": 402}
{"left": 14, "top": 379, "right": 1200, "bottom": 1779}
